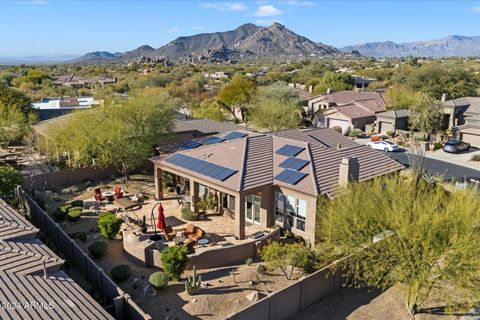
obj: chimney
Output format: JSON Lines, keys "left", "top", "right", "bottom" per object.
{"left": 309, "top": 85, "right": 313, "bottom": 93}
{"left": 327, "top": 88, "right": 332, "bottom": 94}
{"left": 338, "top": 157, "right": 359, "bottom": 186}
{"left": 441, "top": 93, "right": 449, "bottom": 102}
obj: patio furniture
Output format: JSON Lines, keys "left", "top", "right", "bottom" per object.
{"left": 197, "top": 238, "right": 209, "bottom": 247}
{"left": 115, "top": 191, "right": 123, "bottom": 200}
{"left": 114, "top": 185, "right": 122, "bottom": 196}
{"left": 162, "top": 225, "right": 176, "bottom": 241}
{"left": 102, "top": 191, "right": 116, "bottom": 202}
{"left": 173, "top": 236, "right": 187, "bottom": 245}
{"left": 182, "top": 225, "right": 205, "bottom": 242}
{"left": 94, "top": 188, "right": 105, "bottom": 202}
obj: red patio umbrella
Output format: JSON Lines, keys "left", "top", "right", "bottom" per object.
{"left": 156, "top": 203, "right": 166, "bottom": 230}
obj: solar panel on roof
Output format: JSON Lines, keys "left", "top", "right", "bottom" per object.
{"left": 275, "top": 169, "right": 308, "bottom": 185}
{"left": 202, "top": 136, "right": 226, "bottom": 145}
{"left": 276, "top": 144, "right": 305, "bottom": 157}
{"left": 279, "top": 158, "right": 309, "bottom": 171}
{"left": 165, "top": 154, "right": 237, "bottom": 181}
{"left": 224, "top": 131, "right": 247, "bottom": 140}
{"left": 179, "top": 140, "right": 202, "bottom": 150}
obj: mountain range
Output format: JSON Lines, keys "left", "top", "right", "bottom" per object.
{"left": 341, "top": 35, "right": 480, "bottom": 58}
{"left": 71, "top": 23, "right": 359, "bottom": 64}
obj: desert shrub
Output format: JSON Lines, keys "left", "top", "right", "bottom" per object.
{"left": 257, "top": 263, "right": 266, "bottom": 274}
{"left": 260, "top": 241, "right": 312, "bottom": 279}
{"left": 78, "top": 232, "right": 87, "bottom": 242}
{"left": 386, "top": 130, "right": 395, "bottom": 138}
{"left": 245, "top": 257, "right": 253, "bottom": 266}
{"left": 181, "top": 207, "right": 199, "bottom": 221}
{"left": 149, "top": 272, "right": 169, "bottom": 290}
{"left": 67, "top": 210, "right": 82, "bottom": 222}
{"left": 344, "top": 126, "right": 352, "bottom": 137}
{"left": 332, "top": 125, "right": 342, "bottom": 134}
{"left": 51, "top": 207, "right": 67, "bottom": 221}
{"left": 98, "top": 214, "right": 123, "bottom": 239}
{"left": 88, "top": 240, "right": 108, "bottom": 258}
{"left": 110, "top": 264, "right": 131, "bottom": 283}
{"left": 70, "top": 200, "right": 84, "bottom": 207}
{"left": 98, "top": 211, "right": 113, "bottom": 219}
{"left": 371, "top": 135, "right": 380, "bottom": 142}
{"left": 380, "top": 135, "right": 388, "bottom": 140}
{"left": 69, "top": 206, "right": 83, "bottom": 213}
{"left": 471, "top": 154, "right": 480, "bottom": 162}
{"left": 433, "top": 142, "right": 443, "bottom": 150}
{"left": 161, "top": 245, "right": 189, "bottom": 281}
{"left": 351, "top": 129, "right": 363, "bottom": 138}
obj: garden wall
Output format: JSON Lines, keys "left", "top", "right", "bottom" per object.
{"left": 188, "top": 227, "right": 281, "bottom": 270}
{"left": 228, "top": 260, "right": 346, "bottom": 320}
{"left": 15, "top": 187, "right": 152, "bottom": 320}
{"left": 23, "top": 160, "right": 154, "bottom": 191}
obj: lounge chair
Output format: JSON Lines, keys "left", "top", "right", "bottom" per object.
{"left": 184, "top": 239, "right": 196, "bottom": 253}
{"left": 162, "top": 225, "right": 176, "bottom": 241}
{"left": 182, "top": 224, "right": 205, "bottom": 241}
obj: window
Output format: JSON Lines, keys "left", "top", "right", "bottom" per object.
{"left": 277, "top": 193, "right": 307, "bottom": 232}
{"left": 296, "top": 199, "right": 306, "bottom": 231}
{"left": 274, "top": 192, "right": 284, "bottom": 223}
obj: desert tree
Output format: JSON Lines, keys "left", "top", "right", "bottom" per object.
{"left": 317, "top": 175, "right": 480, "bottom": 318}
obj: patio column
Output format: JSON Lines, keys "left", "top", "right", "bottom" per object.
{"left": 154, "top": 167, "right": 163, "bottom": 200}
{"left": 234, "top": 193, "right": 246, "bottom": 240}
{"left": 189, "top": 180, "right": 199, "bottom": 213}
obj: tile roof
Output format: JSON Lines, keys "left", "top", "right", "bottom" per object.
{"left": 153, "top": 128, "right": 404, "bottom": 197}
{"left": 376, "top": 109, "right": 409, "bottom": 118}
{"left": 311, "top": 90, "right": 387, "bottom": 113}
{"left": 0, "top": 200, "right": 114, "bottom": 320}
{"left": 174, "top": 119, "right": 249, "bottom": 135}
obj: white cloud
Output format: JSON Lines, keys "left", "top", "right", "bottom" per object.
{"left": 193, "top": 26, "right": 204, "bottom": 30}
{"left": 282, "top": 0, "right": 316, "bottom": 6}
{"left": 254, "top": 5, "right": 282, "bottom": 16}
{"left": 255, "top": 19, "right": 282, "bottom": 26}
{"left": 472, "top": 5, "right": 480, "bottom": 13}
{"left": 200, "top": 2, "right": 248, "bottom": 11}
{"left": 167, "top": 27, "right": 180, "bottom": 33}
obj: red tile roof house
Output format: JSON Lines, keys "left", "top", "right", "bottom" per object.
{"left": 308, "top": 90, "right": 387, "bottom": 133}
{"left": 0, "top": 199, "right": 114, "bottom": 320}
{"left": 151, "top": 128, "right": 404, "bottom": 246}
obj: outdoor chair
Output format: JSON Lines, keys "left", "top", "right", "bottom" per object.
{"left": 188, "top": 228, "right": 205, "bottom": 242}
{"left": 182, "top": 224, "right": 196, "bottom": 238}
{"left": 94, "top": 188, "right": 105, "bottom": 202}
{"left": 162, "top": 225, "right": 176, "bottom": 241}
{"left": 115, "top": 191, "right": 123, "bottom": 200}
{"left": 114, "top": 185, "right": 122, "bottom": 197}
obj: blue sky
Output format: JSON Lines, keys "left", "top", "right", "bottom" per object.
{"left": 1, "top": 0, "right": 480, "bottom": 56}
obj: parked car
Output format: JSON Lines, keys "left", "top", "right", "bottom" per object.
{"left": 367, "top": 140, "right": 399, "bottom": 152}
{"left": 443, "top": 140, "right": 470, "bottom": 154}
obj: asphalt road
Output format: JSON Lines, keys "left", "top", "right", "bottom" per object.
{"left": 387, "top": 150, "right": 480, "bottom": 181}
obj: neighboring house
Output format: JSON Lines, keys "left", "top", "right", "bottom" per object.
{"left": 440, "top": 94, "right": 469, "bottom": 129}
{"left": 0, "top": 199, "right": 114, "bottom": 320}
{"left": 374, "top": 109, "right": 409, "bottom": 135}
{"left": 31, "top": 96, "right": 101, "bottom": 120}
{"left": 203, "top": 71, "right": 232, "bottom": 79}
{"left": 151, "top": 128, "right": 404, "bottom": 246}
{"left": 308, "top": 91, "right": 387, "bottom": 132}
{"left": 456, "top": 97, "right": 480, "bottom": 147}
{"left": 52, "top": 73, "right": 116, "bottom": 87}
{"left": 352, "top": 75, "right": 377, "bottom": 90}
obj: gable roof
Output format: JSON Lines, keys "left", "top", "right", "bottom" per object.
{"left": 153, "top": 128, "right": 404, "bottom": 197}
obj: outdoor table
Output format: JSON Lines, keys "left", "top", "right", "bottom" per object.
{"left": 173, "top": 236, "right": 187, "bottom": 245}
{"left": 197, "top": 238, "right": 209, "bottom": 247}
{"left": 102, "top": 191, "right": 116, "bottom": 202}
